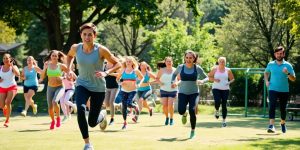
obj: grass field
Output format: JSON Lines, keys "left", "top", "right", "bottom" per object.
{"left": 1, "top": 109, "right": 300, "bottom": 150}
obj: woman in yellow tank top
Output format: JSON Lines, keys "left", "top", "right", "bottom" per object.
{"left": 40, "top": 50, "right": 69, "bottom": 130}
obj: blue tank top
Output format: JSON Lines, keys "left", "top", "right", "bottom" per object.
{"left": 76, "top": 43, "right": 105, "bottom": 92}
{"left": 24, "top": 66, "right": 38, "bottom": 86}
{"left": 138, "top": 71, "right": 151, "bottom": 91}
{"left": 180, "top": 65, "right": 197, "bottom": 81}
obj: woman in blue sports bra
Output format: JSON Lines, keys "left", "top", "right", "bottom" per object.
{"left": 116, "top": 56, "right": 143, "bottom": 130}
{"left": 137, "top": 61, "right": 156, "bottom": 117}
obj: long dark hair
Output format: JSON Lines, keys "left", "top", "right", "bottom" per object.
{"left": 1, "top": 53, "right": 20, "bottom": 66}
{"left": 44, "top": 50, "right": 66, "bottom": 63}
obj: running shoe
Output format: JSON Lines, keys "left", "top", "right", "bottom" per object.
{"left": 83, "top": 144, "right": 94, "bottom": 150}
{"left": 56, "top": 117, "right": 61, "bottom": 127}
{"left": 182, "top": 112, "right": 188, "bottom": 125}
{"left": 122, "top": 122, "right": 127, "bottom": 130}
{"left": 215, "top": 110, "right": 219, "bottom": 119}
{"left": 281, "top": 123, "right": 287, "bottom": 133}
{"left": 267, "top": 124, "right": 275, "bottom": 133}
{"left": 222, "top": 122, "right": 227, "bottom": 128}
{"left": 50, "top": 120, "right": 55, "bottom": 130}
{"left": 165, "top": 117, "right": 169, "bottom": 125}
{"left": 189, "top": 130, "right": 195, "bottom": 139}
{"left": 33, "top": 104, "right": 38, "bottom": 115}
{"left": 99, "top": 110, "right": 107, "bottom": 131}
{"left": 21, "top": 110, "right": 27, "bottom": 117}
{"left": 3, "top": 120, "right": 9, "bottom": 127}
{"left": 170, "top": 118, "right": 174, "bottom": 126}
{"left": 132, "top": 115, "right": 138, "bottom": 123}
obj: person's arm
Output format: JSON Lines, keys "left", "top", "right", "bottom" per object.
{"left": 227, "top": 69, "right": 235, "bottom": 85}
{"left": 207, "top": 67, "right": 219, "bottom": 82}
{"left": 148, "top": 71, "right": 157, "bottom": 84}
{"left": 20, "top": 67, "right": 26, "bottom": 81}
{"left": 284, "top": 65, "right": 296, "bottom": 82}
{"left": 67, "top": 44, "right": 77, "bottom": 72}
{"left": 60, "top": 63, "right": 69, "bottom": 74}
{"left": 12, "top": 65, "right": 20, "bottom": 77}
{"left": 171, "top": 65, "right": 181, "bottom": 88}
{"left": 155, "top": 68, "right": 163, "bottom": 85}
{"left": 39, "top": 61, "right": 48, "bottom": 83}
{"left": 34, "top": 65, "right": 43, "bottom": 74}
{"left": 135, "top": 70, "right": 144, "bottom": 87}
{"left": 264, "top": 72, "right": 270, "bottom": 87}
{"left": 96, "top": 45, "right": 121, "bottom": 78}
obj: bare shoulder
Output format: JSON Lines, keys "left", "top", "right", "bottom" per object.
{"left": 68, "top": 43, "right": 80, "bottom": 56}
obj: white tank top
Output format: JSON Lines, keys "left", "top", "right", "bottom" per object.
{"left": 212, "top": 67, "right": 230, "bottom": 90}
{"left": 0, "top": 66, "right": 17, "bottom": 88}
{"left": 160, "top": 68, "right": 177, "bottom": 92}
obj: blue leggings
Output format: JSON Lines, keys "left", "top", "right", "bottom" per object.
{"left": 268, "top": 90, "right": 289, "bottom": 120}
{"left": 117, "top": 90, "right": 138, "bottom": 120}
{"left": 75, "top": 86, "right": 105, "bottom": 139}
{"left": 178, "top": 93, "right": 199, "bottom": 130}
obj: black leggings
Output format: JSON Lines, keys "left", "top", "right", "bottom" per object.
{"left": 117, "top": 90, "right": 138, "bottom": 120}
{"left": 212, "top": 89, "right": 229, "bottom": 119}
{"left": 75, "top": 86, "right": 105, "bottom": 139}
{"left": 178, "top": 93, "right": 199, "bottom": 130}
{"left": 268, "top": 90, "right": 289, "bottom": 120}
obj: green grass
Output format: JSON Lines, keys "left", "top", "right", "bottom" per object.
{"left": 1, "top": 112, "right": 299, "bottom": 150}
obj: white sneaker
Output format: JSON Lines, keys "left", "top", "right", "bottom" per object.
{"left": 83, "top": 144, "right": 94, "bottom": 150}
{"left": 33, "top": 104, "right": 38, "bottom": 115}
{"left": 21, "top": 110, "right": 27, "bottom": 117}
{"left": 99, "top": 109, "right": 107, "bottom": 131}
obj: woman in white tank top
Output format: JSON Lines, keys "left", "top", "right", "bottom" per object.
{"left": 156, "top": 57, "right": 179, "bottom": 126}
{"left": 0, "top": 53, "right": 20, "bottom": 127}
{"left": 208, "top": 57, "right": 234, "bottom": 127}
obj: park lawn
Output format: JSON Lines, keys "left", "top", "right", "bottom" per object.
{"left": 0, "top": 111, "right": 299, "bottom": 150}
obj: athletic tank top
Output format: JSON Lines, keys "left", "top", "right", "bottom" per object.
{"left": 180, "top": 65, "right": 197, "bottom": 81}
{"left": 0, "top": 66, "right": 17, "bottom": 88}
{"left": 138, "top": 71, "right": 151, "bottom": 91}
{"left": 104, "top": 67, "right": 118, "bottom": 89}
{"left": 212, "top": 67, "right": 230, "bottom": 90}
{"left": 62, "top": 75, "right": 75, "bottom": 90}
{"left": 160, "top": 68, "right": 177, "bottom": 92}
{"left": 24, "top": 66, "right": 38, "bottom": 86}
{"left": 76, "top": 43, "right": 105, "bottom": 92}
{"left": 121, "top": 69, "right": 137, "bottom": 81}
{"left": 47, "top": 64, "right": 63, "bottom": 77}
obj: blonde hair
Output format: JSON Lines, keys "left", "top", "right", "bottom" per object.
{"left": 218, "top": 57, "right": 226, "bottom": 64}
{"left": 122, "top": 56, "right": 138, "bottom": 70}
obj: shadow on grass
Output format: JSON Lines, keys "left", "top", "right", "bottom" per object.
{"left": 196, "top": 117, "right": 300, "bottom": 130}
{"left": 18, "top": 129, "right": 48, "bottom": 132}
{"left": 250, "top": 137, "right": 300, "bottom": 149}
{"left": 158, "top": 137, "right": 190, "bottom": 142}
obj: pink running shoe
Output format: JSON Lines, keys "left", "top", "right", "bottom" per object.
{"left": 56, "top": 117, "right": 61, "bottom": 127}
{"left": 3, "top": 120, "right": 9, "bottom": 127}
{"left": 50, "top": 120, "right": 55, "bottom": 130}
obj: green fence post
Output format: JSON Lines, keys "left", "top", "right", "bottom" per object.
{"left": 245, "top": 69, "right": 249, "bottom": 117}
{"left": 263, "top": 79, "right": 266, "bottom": 117}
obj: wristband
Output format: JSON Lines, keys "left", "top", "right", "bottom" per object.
{"left": 287, "top": 72, "right": 290, "bottom": 75}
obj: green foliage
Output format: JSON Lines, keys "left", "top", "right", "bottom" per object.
{"left": 199, "top": 0, "right": 229, "bottom": 25}
{"left": 148, "top": 17, "right": 220, "bottom": 71}
{"left": 0, "top": 20, "right": 16, "bottom": 43}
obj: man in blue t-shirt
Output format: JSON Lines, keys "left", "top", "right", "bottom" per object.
{"left": 264, "top": 46, "right": 296, "bottom": 133}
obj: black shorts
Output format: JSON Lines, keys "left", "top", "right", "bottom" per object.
{"left": 23, "top": 85, "right": 38, "bottom": 93}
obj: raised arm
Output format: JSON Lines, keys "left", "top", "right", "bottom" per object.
{"left": 67, "top": 44, "right": 77, "bottom": 72}
{"left": 99, "top": 45, "right": 121, "bottom": 77}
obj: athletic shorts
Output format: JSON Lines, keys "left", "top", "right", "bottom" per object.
{"left": 160, "top": 90, "right": 177, "bottom": 98}
{"left": 23, "top": 85, "right": 38, "bottom": 93}
{"left": 0, "top": 85, "right": 18, "bottom": 93}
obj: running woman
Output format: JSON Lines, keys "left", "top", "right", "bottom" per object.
{"left": 0, "top": 53, "right": 20, "bottom": 127}
{"left": 116, "top": 56, "right": 143, "bottom": 130}
{"left": 208, "top": 57, "right": 234, "bottom": 127}
{"left": 67, "top": 23, "right": 121, "bottom": 150}
{"left": 60, "top": 67, "right": 77, "bottom": 122}
{"left": 40, "top": 50, "right": 68, "bottom": 130}
{"left": 171, "top": 50, "right": 208, "bottom": 139}
{"left": 104, "top": 60, "right": 120, "bottom": 125}
{"left": 137, "top": 61, "right": 156, "bottom": 117}
{"left": 156, "top": 57, "right": 178, "bottom": 125}
{"left": 20, "top": 56, "right": 43, "bottom": 117}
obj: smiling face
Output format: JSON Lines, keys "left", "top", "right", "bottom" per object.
{"left": 184, "top": 53, "right": 195, "bottom": 64}
{"left": 2, "top": 53, "right": 12, "bottom": 64}
{"left": 80, "top": 28, "right": 96, "bottom": 45}
{"left": 164, "top": 57, "right": 173, "bottom": 67}
{"left": 50, "top": 51, "right": 59, "bottom": 62}
{"left": 27, "top": 56, "right": 34, "bottom": 65}
{"left": 218, "top": 57, "right": 226, "bottom": 67}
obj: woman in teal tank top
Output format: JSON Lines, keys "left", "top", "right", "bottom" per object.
{"left": 20, "top": 56, "right": 43, "bottom": 117}
{"left": 40, "top": 50, "right": 68, "bottom": 130}
{"left": 66, "top": 22, "right": 121, "bottom": 150}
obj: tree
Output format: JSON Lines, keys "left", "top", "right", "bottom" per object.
{"left": 215, "top": 0, "right": 297, "bottom": 68}
{"left": 0, "top": 0, "right": 201, "bottom": 52}
{"left": 148, "top": 17, "right": 220, "bottom": 70}
{"left": 0, "top": 20, "right": 16, "bottom": 43}
{"left": 277, "top": 0, "right": 300, "bottom": 38}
